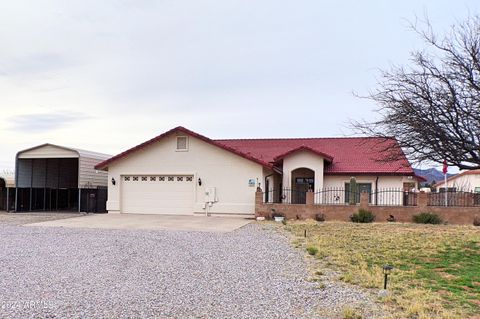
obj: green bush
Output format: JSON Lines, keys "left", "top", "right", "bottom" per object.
{"left": 306, "top": 246, "right": 318, "bottom": 256}
{"left": 315, "top": 213, "right": 326, "bottom": 222}
{"left": 413, "top": 212, "right": 443, "bottom": 224}
{"left": 350, "top": 209, "right": 375, "bottom": 223}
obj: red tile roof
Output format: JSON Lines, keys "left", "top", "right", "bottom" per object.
{"left": 273, "top": 146, "right": 334, "bottom": 163}
{"left": 96, "top": 126, "right": 416, "bottom": 176}
{"left": 215, "top": 137, "right": 415, "bottom": 175}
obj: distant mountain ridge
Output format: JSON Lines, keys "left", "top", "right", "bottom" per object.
{"left": 414, "top": 168, "right": 455, "bottom": 185}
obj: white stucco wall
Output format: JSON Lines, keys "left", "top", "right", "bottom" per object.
{"left": 323, "top": 175, "right": 416, "bottom": 190}
{"left": 323, "top": 175, "right": 417, "bottom": 205}
{"left": 106, "top": 134, "right": 263, "bottom": 215}
{"left": 282, "top": 151, "right": 325, "bottom": 191}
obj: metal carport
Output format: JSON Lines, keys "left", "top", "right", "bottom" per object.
{"left": 15, "top": 144, "right": 111, "bottom": 213}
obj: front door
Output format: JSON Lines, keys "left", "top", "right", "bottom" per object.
{"left": 293, "top": 177, "right": 314, "bottom": 204}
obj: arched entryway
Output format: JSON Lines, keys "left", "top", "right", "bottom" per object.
{"left": 291, "top": 168, "right": 314, "bottom": 204}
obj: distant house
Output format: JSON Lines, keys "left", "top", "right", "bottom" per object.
{"left": 433, "top": 169, "right": 480, "bottom": 193}
{"left": 0, "top": 173, "right": 15, "bottom": 211}
{"left": 95, "top": 126, "right": 424, "bottom": 216}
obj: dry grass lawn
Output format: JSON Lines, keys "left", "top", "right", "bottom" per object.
{"left": 284, "top": 221, "right": 480, "bottom": 319}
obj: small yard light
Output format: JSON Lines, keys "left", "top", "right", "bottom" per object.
{"left": 382, "top": 265, "right": 394, "bottom": 290}
{"left": 111, "top": 178, "right": 116, "bottom": 185}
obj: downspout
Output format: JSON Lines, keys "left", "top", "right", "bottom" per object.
{"left": 375, "top": 176, "right": 379, "bottom": 205}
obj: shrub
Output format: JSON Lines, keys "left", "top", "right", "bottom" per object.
{"left": 314, "top": 213, "right": 326, "bottom": 222}
{"left": 281, "top": 218, "right": 287, "bottom": 225}
{"left": 350, "top": 209, "right": 375, "bottom": 223}
{"left": 412, "top": 212, "right": 443, "bottom": 224}
{"left": 306, "top": 246, "right": 318, "bottom": 256}
{"left": 473, "top": 215, "right": 480, "bottom": 226}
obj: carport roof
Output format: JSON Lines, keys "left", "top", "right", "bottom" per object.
{"left": 17, "top": 143, "right": 111, "bottom": 160}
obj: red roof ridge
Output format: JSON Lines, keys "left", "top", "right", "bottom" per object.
{"left": 273, "top": 145, "right": 334, "bottom": 162}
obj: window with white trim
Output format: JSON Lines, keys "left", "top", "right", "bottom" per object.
{"left": 176, "top": 136, "right": 188, "bottom": 151}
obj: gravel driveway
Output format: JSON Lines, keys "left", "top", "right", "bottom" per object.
{"left": 0, "top": 223, "right": 375, "bottom": 318}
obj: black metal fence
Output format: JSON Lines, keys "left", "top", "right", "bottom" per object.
{"left": 264, "top": 187, "right": 422, "bottom": 206}
{"left": 428, "top": 191, "right": 480, "bottom": 207}
{"left": 263, "top": 188, "right": 309, "bottom": 204}
{"left": 314, "top": 188, "right": 359, "bottom": 205}
{"left": 370, "top": 188, "right": 418, "bottom": 206}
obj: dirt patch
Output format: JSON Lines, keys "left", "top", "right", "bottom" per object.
{"left": 435, "top": 270, "right": 458, "bottom": 280}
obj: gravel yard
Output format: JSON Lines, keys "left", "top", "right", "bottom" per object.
{"left": 0, "top": 222, "right": 377, "bottom": 318}
{"left": 0, "top": 212, "right": 82, "bottom": 225}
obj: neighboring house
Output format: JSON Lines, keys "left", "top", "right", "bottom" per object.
{"left": 95, "top": 126, "right": 423, "bottom": 216}
{"left": 14, "top": 144, "right": 110, "bottom": 212}
{"left": 0, "top": 173, "right": 15, "bottom": 211}
{"left": 433, "top": 169, "right": 480, "bottom": 193}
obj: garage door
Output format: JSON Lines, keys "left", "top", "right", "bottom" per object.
{"left": 121, "top": 175, "right": 194, "bottom": 215}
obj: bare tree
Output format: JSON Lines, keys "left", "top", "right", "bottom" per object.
{"left": 354, "top": 16, "right": 480, "bottom": 170}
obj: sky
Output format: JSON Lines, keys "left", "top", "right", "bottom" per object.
{"left": 1, "top": 0, "right": 478, "bottom": 171}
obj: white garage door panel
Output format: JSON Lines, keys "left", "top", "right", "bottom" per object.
{"left": 121, "top": 175, "right": 194, "bottom": 215}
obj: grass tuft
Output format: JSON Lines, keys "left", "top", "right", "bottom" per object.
{"left": 306, "top": 246, "right": 318, "bottom": 256}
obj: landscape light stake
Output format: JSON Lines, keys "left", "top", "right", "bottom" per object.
{"left": 383, "top": 265, "right": 394, "bottom": 290}
{"left": 304, "top": 229, "right": 307, "bottom": 238}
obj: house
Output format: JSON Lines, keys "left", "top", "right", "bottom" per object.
{"left": 14, "top": 144, "right": 110, "bottom": 212}
{"left": 433, "top": 169, "right": 480, "bottom": 193}
{"left": 95, "top": 126, "right": 423, "bottom": 216}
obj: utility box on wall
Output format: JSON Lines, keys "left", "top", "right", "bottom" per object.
{"left": 205, "top": 187, "right": 216, "bottom": 203}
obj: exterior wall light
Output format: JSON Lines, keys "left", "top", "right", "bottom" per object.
{"left": 198, "top": 178, "right": 202, "bottom": 186}
{"left": 111, "top": 178, "right": 116, "bottom": 185}
{"left": 383, "top": 265, "right": 394, "bottom": 289}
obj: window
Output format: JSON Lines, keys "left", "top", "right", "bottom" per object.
{"left": 176, "top": 136, "right": 188, "bottom": 151}
{"left": 295, "top": 178, "right": 314, "bottom": 185}
{"left": 344, "top": 183, "right": 372, "bottom": 203}
{"left": 475, "top": 187, "right": 480, "bottom": 193}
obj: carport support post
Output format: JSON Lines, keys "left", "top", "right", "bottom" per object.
{"left": 6, "top": 187, "right": 9, "bottom": 212}
{"left": 78, "top": 189, "right": 81, "bottom": 213}
{"left": 14, "top": 187, "right": 18, "bottom": 212}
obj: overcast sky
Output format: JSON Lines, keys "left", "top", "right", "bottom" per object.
{"left": 1, "top": 0, "right": 478, "bottom": 170}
